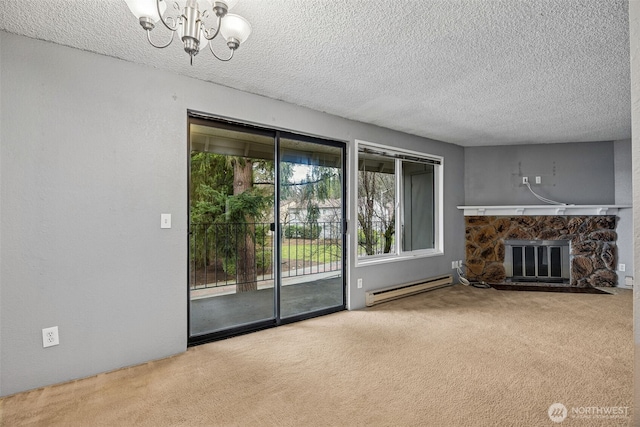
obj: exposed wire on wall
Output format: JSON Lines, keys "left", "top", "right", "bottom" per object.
{"left": 456, "top": 264, "right": 470, "bottom": 286}
{"left": 525, "top": 181, "right": 567, "bottom": 205}
{"left": 456, "top": 264, "right": 491, "bottom": 289}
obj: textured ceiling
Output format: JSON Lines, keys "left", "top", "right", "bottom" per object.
{"left": 0, "top": 0, "right": 631, "bottom": 146}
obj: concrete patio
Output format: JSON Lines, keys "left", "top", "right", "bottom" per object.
{"left": 190, "top": 274, "right": 344, "bottom": 336}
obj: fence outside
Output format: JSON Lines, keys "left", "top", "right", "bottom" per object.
{"left": 357, "top": 220, "right": 396, "bottom": 256}
{"left": 190, "top": 222, "right": 342, "bottom": 290}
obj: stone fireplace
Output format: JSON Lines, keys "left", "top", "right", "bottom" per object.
{"left": 463, "top": 215, "right": 618, "bottom": 287}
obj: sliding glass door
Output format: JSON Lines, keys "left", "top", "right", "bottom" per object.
{"left": 189, "top": 121, "right": 277, "bottom": 338}
{"left": 279, "top": 136, "right": 344, "bottom": 319}
{"left": 188, "top": 117, "right": 345, "bottom": 344}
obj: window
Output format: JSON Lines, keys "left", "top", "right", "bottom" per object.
{"left": 356, "top": 141, "right": 443, "bottom": 263}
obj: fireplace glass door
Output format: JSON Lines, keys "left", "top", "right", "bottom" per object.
{"left": 505, "top": 240, "right": 569, "bottom": 283}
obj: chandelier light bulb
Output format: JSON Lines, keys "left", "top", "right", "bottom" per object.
{"left": 125, "top": 0, "right": 166, "bottom": 22}
{"left": 220, "top": 14, "right": 252, "bottom": 49}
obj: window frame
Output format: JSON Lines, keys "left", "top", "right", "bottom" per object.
{"left": 354, "top": 140, "right": 444, "bottom": 267}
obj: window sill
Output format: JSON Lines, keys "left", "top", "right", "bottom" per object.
{"left": 356, "top": 250, "right": 444, "bottom": 267}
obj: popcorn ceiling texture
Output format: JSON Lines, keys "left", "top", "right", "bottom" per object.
{"left": 0, "top": 0, "right": 630, "bottom": 146}
{"left": 465, "top": 215, "right": 619, "bottom": 286}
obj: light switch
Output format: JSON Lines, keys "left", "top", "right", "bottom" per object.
{"left": 161, "top": 213, "right": 171, "bottom": 229}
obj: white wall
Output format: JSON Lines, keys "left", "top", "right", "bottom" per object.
{"left": 629, "top": 1, "right": 640, "bottom": 421}
{"left": 0, "top": 31, "right": 466, "bottom": 396}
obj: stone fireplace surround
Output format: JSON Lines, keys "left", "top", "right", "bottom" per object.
{"left": 463, "top": 215, "right": 618, "bottom": 287}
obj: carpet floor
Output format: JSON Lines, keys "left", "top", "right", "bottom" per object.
{"left": 0, "top": 285, "right": 632, "bottom": 426}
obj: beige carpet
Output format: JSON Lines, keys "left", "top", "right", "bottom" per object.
{"left": 0, "top": 285, "right": 633, "bottom": 426}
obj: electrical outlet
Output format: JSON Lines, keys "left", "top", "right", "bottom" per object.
{"left": 535, "top": 176, "right": 541, "bottom": 184}
{"left": 357, "top": 278, "right": 363, "bottom": 289}
{"left": 452, "top": 261, "right": 456, "bottom": 269}
{"left": 522, "top": 176, "right": 529, "bottom": 184}
{"left": 618, "top": 263, "right": 626, "bottom": 272}
{"left": 161, "top": 213, "right": 171, "bottom": 229}
{"left": 42, "top": 326, "right": 59, "bottom": 348}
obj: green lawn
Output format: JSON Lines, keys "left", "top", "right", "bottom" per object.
{"left": 280, "top": 241, "right": 341, "bottom": 263}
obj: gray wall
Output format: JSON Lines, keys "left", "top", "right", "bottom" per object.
{"left": 464, "top": 140, "right": 631, "bottom": 287}
{"left": 615, "top": 139, "right": 633, "bottom": 204}
{"left": 349, "top": 141, "right": 465, "bottom": 309}
{"left": 0, "top": 32, "right": 466, "bottom": 396}
{"left": 614, "top": 139, "right": 633, "bottom": 288}
{"left": 1, "top": 32, "right": 189, "bottom": 396}
{"left": 0, "top": 29, "right": 3, "bottom": 391}
{"left": 465, "top": 142, "right": 615, "bottom": 206}
{"left": 629, "top": 3, "right": 640, "bottom": 420}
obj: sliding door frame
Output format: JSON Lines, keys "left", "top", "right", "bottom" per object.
{"left": 187, "top": 111, "right": 347, "bottom": 346}
{"left": 277, "top": 130, "right": 348, "bottom": 325}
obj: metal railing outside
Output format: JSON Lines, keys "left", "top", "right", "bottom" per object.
{"left": 190, "top": 222, "right": 342, "bottom": 290}
{"left": 357, "top": 220, "right": 395, "bottom": 256}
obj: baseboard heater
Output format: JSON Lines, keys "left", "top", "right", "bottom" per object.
{"left": 365, "top": 274, "right": 453, "bottom": 307}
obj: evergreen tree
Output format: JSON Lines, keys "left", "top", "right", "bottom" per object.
{"left": 190, "top": 152, "right": 272, "bottom": 292}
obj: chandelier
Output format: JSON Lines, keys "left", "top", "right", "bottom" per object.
{"left": 125, "top": 0, "right": 251, "bottom": 64}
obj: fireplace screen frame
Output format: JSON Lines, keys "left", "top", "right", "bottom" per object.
{"left": 504, "top": 239, "right": 570, "bottom": 283}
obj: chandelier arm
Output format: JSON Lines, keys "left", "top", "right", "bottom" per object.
{"left": 203, "top": 15, "right": 222, "bottom": 41}
{"left": 156, "top": 0, "right": 179, "bottom": 31}
{"left": 146, "top": 29, "right": 176, "bottom": 49}
{"left": 209, "top": 43, "right": 235, "bottom": 62}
